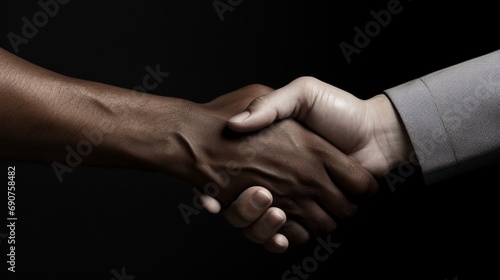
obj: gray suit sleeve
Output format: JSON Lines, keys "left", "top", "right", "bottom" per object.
{"left": 384, "top": 50, "right": 500, "bottom": 185}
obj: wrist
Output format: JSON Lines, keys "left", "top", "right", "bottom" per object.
{"left": 110, "top": 92, "right": 197, "bottom": 176}
{"left": 70, "top": 80, "right": 196, "bottom": 177}
{"left": 367, "top": 94, "right": 414, "bottom": 174}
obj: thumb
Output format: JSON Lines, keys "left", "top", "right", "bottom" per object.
{"left": 227, "top": 79, "right": 313, "bottom": 132}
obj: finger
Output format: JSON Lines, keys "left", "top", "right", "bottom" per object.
{"left": 278, "top": 220, "right": 311, "bottom": 246}
{"left": 262, "top": 233, "right": 289, "bottom": 253}
{"left": 200, "top": 195, "right": 221, "bottom": 214}
{"left": 322, "top": 145, "right": 379, "bottom": 199}
{"left": 292, "top": 199, "right": 338, "bottom": 236}
{"left": 316, "top": 178, "right": 360, "bottom": 222}
{"left": 313, "top": 146, "right": 363, "bottom": 220}
{"left": 223, "top": 186, "right": 273, "bottom": 228}
{"left": 242, "top": 207, "right": 286, "bottom": 244}
{"left": 270, "top": 184, "right": 338, "bottom": 237}
{"left": 227, "top": 78, "right": 315, "bottom": 132}
{"left": 309, "top": 136, "right": 377, "bottom": 218}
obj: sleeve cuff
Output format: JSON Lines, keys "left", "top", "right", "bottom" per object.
{"left": 384, "top": 79, "right": 458, "bottom": 185}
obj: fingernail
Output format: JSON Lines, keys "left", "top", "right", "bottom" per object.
{"left": 228, "top": 111, "right": 250, "bottom": 123}
{"left": 274, "top": 234, "right": 289, "bottom": 248}
{"left": 251, "top": 190, "right": 271, "bottom": 209}
{"left": 265, "top": 211, "right": 285, "bottom": 228}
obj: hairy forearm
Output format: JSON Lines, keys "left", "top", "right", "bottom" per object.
{"left": 0, "top": 48, "right": 190, "bottom": 177}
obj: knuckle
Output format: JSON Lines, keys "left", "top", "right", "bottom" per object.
{"left": 245, "top": 83, "right": 274, "bottom": 95}
{"left": 292, "top": 76, "right": 320, "bottom": 88}
{"left": 246, "top": 95, "right": 274, "bottom": 115}
{"left": 250, "top": 95, "right": 268, "bottom": 107}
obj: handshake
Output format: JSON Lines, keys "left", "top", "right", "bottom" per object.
{"left": 173, "top": 77, "right": 413, "bottom": 253}
{"left": 0, "top": 45, "right": 410, "bottom": 253}
{"left": 3, "top": 47, "right": 497, "bottom": 254}
{"left": 0, "top": 46, "right": 423, "bottom": 253}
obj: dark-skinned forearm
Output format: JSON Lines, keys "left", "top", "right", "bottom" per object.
{"left": 0, "top": 48, "right": 193, "bottom": 178}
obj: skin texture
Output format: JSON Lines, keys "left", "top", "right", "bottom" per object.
{"left": 223, "top": 76, "right": 415, "bottom": 249}
{"left": 228, "top": 77, "right": 415, "bottom": 176}
{"left": 196, "top": 87, "right": 379, "bottom": 245}
{"left": 0, "top": 49, "right": 378, "bottom": 251}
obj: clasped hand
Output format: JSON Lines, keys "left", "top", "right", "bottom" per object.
{"left": 178, "top": 78, "right": 410, "bottom": 252}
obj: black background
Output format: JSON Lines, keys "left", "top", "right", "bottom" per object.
{"left": 1, "top": 0, "right": 499, "bottom": 279}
